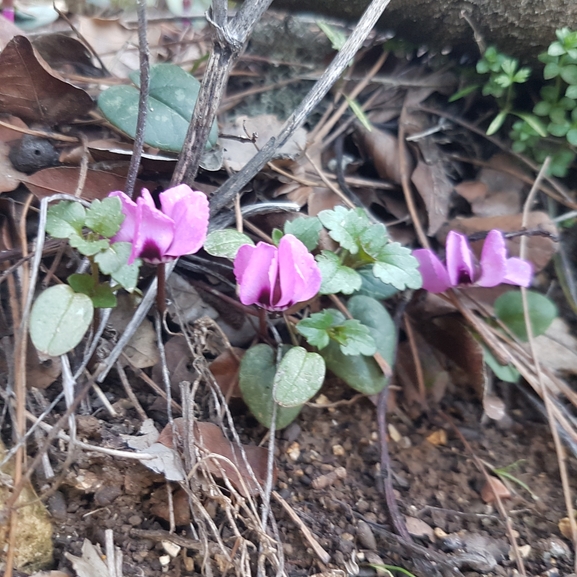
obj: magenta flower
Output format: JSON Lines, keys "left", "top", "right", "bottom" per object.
{"left": 413, "top": 229, "right": 532, "bottom": 293}
{"left": 109, "top": 185, "right": 209, "bottom": 264}
{"left": 234, "top": 234, "right": 321, "bottom": 311}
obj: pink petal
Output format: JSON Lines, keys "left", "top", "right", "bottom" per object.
{"left": 109, "top": 190, "right": 138, "bottom": 243}
{"left": 503, "top": 257, "right": 533, "bottom": 287}
{"left": 477, "top": 229, "right": 508, "bottom": 287}
{"left": 234, "top": 242, "right": 278, "bottom": 307}
{"left": 413, "top": 249, "right": 452, "bottom": 293}
{"left": 162, "top": 188, "right": 209, "bottom": 257}
{"left": 275, "top": 235, "right": 321, "bottom": 309}
{"left": 130, "top": 197, "right": 174, "bottom": 264}
{"left": 138, "top": 188, "right": 156, "bottom": 208}
{"left": 446, "top": 231, "right": 476, "bottom": 286}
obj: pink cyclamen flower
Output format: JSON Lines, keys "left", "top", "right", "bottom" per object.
{"left": 109, "top": 185, "right": 209, "bottom": 264}
{"left": 234, "top": 234, "right": 322, "bottom": 311}
{"left": 413, "top": 229, "right": 532, "bottom": 293}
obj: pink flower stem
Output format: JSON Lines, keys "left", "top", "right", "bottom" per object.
{"left": 258, "top": 307, "right": 267, "bottom": 339}
{"left": 157, "top": 263, "right": 166, "bottom": 316}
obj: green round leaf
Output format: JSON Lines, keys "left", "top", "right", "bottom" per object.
{"left": 321, "top": 295, "right": 395, "bottom": 395}
{"left": 30, "top": 284, "right": 94, "bottom": 356}
{"left": 98, "top": 63, "right": 218, "bottom": 153}
{"left": 273, "top": 346, "right": 325, "bottom": 407}
{"left": 85, "top": 197, "right": 124, "bottom": 238}
{"left": 316, "top": 251, "right": 362, "bottom": 295}
{"left": 46, "top": 201, "right": 86, "bottom": 239}
{"left": 94, "top": 242, "right": 141, "bottom": 292}
{"left": 494, "top": 290, "right": 557, "bottom": 342}
{"left": 238, "top": 344, "right": 302, "bottom": 429}
{"left": 203, "top": 229, "right": 255, "bottom": 259}
{"left": 561, "top": 64, "right": 577, "bottom": 85}
{"left": 284, "top": 216, "right": 322, "bottom": 251}
{"left": 355, "top": 266, "right": 399, "bottom": 299}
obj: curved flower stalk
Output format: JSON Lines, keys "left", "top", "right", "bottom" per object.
{"left": 109, "top": 184, "right": 209, "bottom": 264}
{"left": 234, "top": 234, "right": 322, "bottom": 311}
{"left": 413, "top": 229, "right": 532, "bottom": 293}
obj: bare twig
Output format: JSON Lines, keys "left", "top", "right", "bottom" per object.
{"left": 125, "top": 0, "right": 150, "bottom": 198}
{"left": 209, "top": 0, "right": 393, "bottom": 215}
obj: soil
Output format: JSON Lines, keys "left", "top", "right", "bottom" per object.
{"left": 42, "top": 372, "right": 576, "bottom": 577}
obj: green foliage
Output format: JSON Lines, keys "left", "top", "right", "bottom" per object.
{"left": 296, "top": 309, "right": 376, "bottom": 355}
{"left": 454, "top": 29, "right": 577, "bottom": 176}
{"left": 481, "top": 344, "right": 520, "bottom": 383}
{"left": 29, "top": 285, "right": 94, "bottom": 356}
{"left": 85, "top": 197, "right": 124, "bottom": 238}
{"left": 316, "top": 250, "right": 361, "bottom": 295}
{"left": 238, "top": 344, "right": 303, "bottom": 429}
{"left": 284, "top": 216, "right": 322, "bottom": 251}
{"left": 46, "top": 201, "right": 85, "bottom": 238}
{"left": 98, "top": 63, "right": 218, "bottom": 153}
{"left": 94, "top": 242, "right": 141, "bottom": 292}
{"left": 273, "top": 346, "right": 325, "bottom": 407}
{"left": 494, "top": 290, "right": 558, "bottom": 341}
{"left": 320, "top": 296, "right": 395, "bottom": 395}
{"left": 204, "top": 229, "right": 255, "bottom": 259}
{"left": 317, "top": 207, "right": 422, "bottom": 292}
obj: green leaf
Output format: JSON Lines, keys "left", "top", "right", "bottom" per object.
{"left": 448, "top": 84, "right": 480, "bottom": 102}
{"left": 271, "top": 228, "right": 283, "bottom": 245}
{"left": 567, "top": 84, "right": 577, "bottom": 99}
{"left": 317, "top": 20, "right": 347, "bottom": 50}
{"left": 284, "top": 216, "right": 322, "bottom": 251}
{"left": 321, "top": 295, "right": 395, "bottom": 395}
{"left": 30, "top": 284, "right": 93, "bottom": 356}
{"left": 513, "top": 113, "right": 548, "bottom": 137}
{"left": 486, "top": 110, "right": 508, "bottom": 135}
{"left": 204, "top": 229, "right": 255, "bottom": 259}
{"left": 316, "top": 251, "right": 362, "bottom": 295}
{"left": 567, "top": 127, "right": 577, "bottom": 146}
{"left": 98, "top": 63, "right": 218, "bottom": 153}
{"left": 371, "top": 242, "right": 422, "bottom": 290}
{"left": 561, "top": 64, "right": 577, "bottom": 84}
{"left": 238, "top": 344, "right": 302, "bottom": 429}
{"left": 355, "top": 266, "right": 399, "bottom": 299}
{"left": 94, "top": 242, "right": 141, "bottom": 291}
{"left": 296, "top": 309, "right": 344, "bottom": 350}
{"left": 494, "top": 290, "right": 557, "bottom": 341}
{"left": 533, "top": 101, "right": 551, "bottom": 116}
{"left": 85, "top": 197, "right": 124, "bottom": 238}
{"left": 317, "top": 206, "right": 372, "bottom": 254}
{"left": 68, "top": 274, "right": 117, "bottom": 308}
{"left": 549, "top": 41, "right": 566, "bottom": 57}
{"left": 69, "top": 233, "right": 109, "bottom": 256}
{"left": 544, "top": 62, "right": 560, "bottom": 79}
{"left": 273, "top": 346, "right": 325, "bottom": 407}
{"left": 46, "top": 201, "right": 86, "bottom": 239}
{"left": 331, "top": 319, "right": 376, "bottom": 356}
{"left": 344, "top": 95, "right": 372, "bottom": 131}
{"left": 482, "top": 345, "right": 520, "bottom": 383}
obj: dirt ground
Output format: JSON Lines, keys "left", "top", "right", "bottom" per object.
{"left": 42, "top": 372, "right": 576, "bottom": 577}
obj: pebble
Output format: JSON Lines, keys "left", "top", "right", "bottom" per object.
{"left": 286, "top": 442, "right": 301, "bottom": 461}
{"left": 332, "top": 444, "right": 345, "bottom": 456}
{"left": 162, "top": 540, "right": 181, "bottom": 558}
{"left": 94, "top": 485, "right": 122, "bottom": 507}
{"left": 47, "top": 491, "right": 67, "bottom": 522}
{"left": 356, "top": 520, "right": 377, "bottom": 551}
{"left": 128, "top": 515, "right": 142, "bottom": 527}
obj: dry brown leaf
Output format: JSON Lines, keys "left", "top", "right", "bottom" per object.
{"left": 354, "top": 126, "right": 408, "bottom": 184}
{"left": 480, "top": 476, "right": 511, "bottom": 503}
{"left": 0, "top": 114, "right": 26, "bottom": 143}
{"left": 0, "top": 141, "right": 26, "bottom": 193}
{"left": 307, "top": 188, "right": 343, "bottom": 216}
{"left": 0, "top": 36, "right": 93, "bottom": 125}
{"left": 454, "top": 181, "right": 488, "bottom": 203}
{"left": 221, "top": 114, "right": 307, "bottom": 172}
{"left": 151, "top": 335, "right": 196, "bottom": 393}
{"left": 159, "top": 418, "right": 273, "bottom": 497}
{"left": 446, "top": 211, "right": 557, "bottom": 272}
{"left": 524, "top": 318, "right": 577, "bottom": 374}
{"left": 209, "top": 348, "right": 244, "bottom": 398}
{"left": 22, "top": 167, "right": 150, "bottom": 201}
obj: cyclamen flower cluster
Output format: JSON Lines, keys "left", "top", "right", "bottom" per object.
{"left": 413, "top": 229, "right": 532, "bottom": 293}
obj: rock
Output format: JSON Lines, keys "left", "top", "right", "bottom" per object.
{"left": 269, "top": 0, "right": 577, "bottom": 61}
{"left": 356, "top": 520, "right": 377, "bottom": 550}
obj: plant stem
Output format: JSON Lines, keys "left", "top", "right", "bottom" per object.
{"left": 157, "top": 263, "right": 166, "bottom": 315}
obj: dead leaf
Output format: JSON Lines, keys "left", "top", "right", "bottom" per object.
{"left": 152, "top": 335, "right": 197, "bottom": 392}
{"left": 446, "top": 211, "right": 557, "bottom": 272}
{"left": 0, "top": 36, "right": 93, "bottom": 125}
{"left": 209, "top": 348, "right": 244, "bottom": 398}
{"left": 159, "top": 418, "right": 273, "bottom": 497}
{"left": 0, "top": 141, "right": 26, "bottom": 192}
{"left": 221, "top": 114, "right": 307, "bottom": 172}
{"left": 480, "top": 476, "right": 511, "bottom": 503}
{"left": 0, "top": 114, "right": 26, "bottom": 143}
{"left": 65, "top": 539, "right": 110, "bottom": 577}
{"left": 524, "top": 318, "right": 577, "bottom": 374}
{"left": 22, "top": 167, "right": 151, "bottom": 201}
{"left": 411, "top": 157, "right": 452, "bottom": 235}
{"left": 27, "top": 346, "right": 62, "bottom": 390}
{"left": 149, "top": 485, "right": 191, "bottom": 525}
{"left": 354, "top": 126, "right": 408, "bottom": 185}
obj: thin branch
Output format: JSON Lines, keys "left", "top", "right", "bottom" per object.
{"left": 209, "top": 0, "right": 392, "bottom": 215}
{"left": 125, "top": 0, "right": 150, "bottom": 198}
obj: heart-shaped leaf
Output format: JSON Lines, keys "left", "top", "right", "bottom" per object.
{"left": 98, "top": 63, "right": 218, "bottom": 153}
{"left": 30, "top": 284, "right": 93, "bottom": 356}
{"left": 204, "top": 229, "right": 254, "bottom": 259}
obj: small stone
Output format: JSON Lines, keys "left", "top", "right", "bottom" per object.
{"left": 388, "top": 424, "right": 402, "bottom": 442}
{"left": 341, "top": 532, "right": 354, "bottom": 541}
{"left": 515, "top": 544, "right": 531, "bottom": 559}
{"left": 159, "top": 554, "right": 171, "bottom": 567}
{"left": 480, "top": 476, "right": 511, "bottom": 503}
{"left": 405, "top": 516, "right": 434, "bottom": 541}
{"left": 426, "top": 430, "right": 447, "bottom": 446}
{"left": 434, "top": 527, "right": 448, "bottom": 539}
{"left": 356, "top": 520, "right": 377, "bottom": 550}
{"left": 558, "top": 516, "right": 576, "bottom": 540}
{"left": 399, "top": 436, "right": 412, "bottom": 449}
{"left": 332, "top": 444, "right": 345, "bottom": 456}
{"left": 286, "top": 441, "right": 301, "bottom": 461}
{"left": 315, "top": 394, "right": 330, "bottom": 405}
{"left": 94, "top": 485, "right": 122, "bottom": 506}
{"left": 128, "top": 515, "right": 142, "bottom": 527}
{"left": 162, "top": 540, "right": 181, "bottom": 558}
